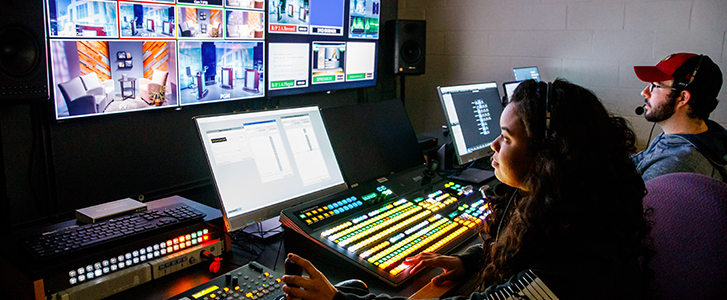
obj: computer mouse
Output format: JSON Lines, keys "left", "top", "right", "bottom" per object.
{"left": 334, "top": 279, "right": 370, "bottom": 296}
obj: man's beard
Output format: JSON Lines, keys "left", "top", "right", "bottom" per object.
{"left": 645, "top": 93, "right": 678, "bottom": 122}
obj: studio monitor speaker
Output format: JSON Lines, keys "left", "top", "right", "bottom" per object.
{"left": 390, "top": 20, "right": 425, "bottom": 75}
{"left": 0, "top": 0, "right": 49, "bottom": 101}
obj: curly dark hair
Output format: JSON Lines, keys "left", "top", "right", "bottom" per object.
{"left": 478, "top": 79, "right": 653, "bottom": 292}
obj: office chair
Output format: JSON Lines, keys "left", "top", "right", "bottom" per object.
{"left": 644, "top": 172, "right": 727, "bottom": 299}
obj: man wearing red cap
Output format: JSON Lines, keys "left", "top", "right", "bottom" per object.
{"left": 632, "top": 53, "right": 727, "bottom": 182}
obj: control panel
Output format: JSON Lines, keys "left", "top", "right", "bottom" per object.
{"left": 167, "top": 261, "right": 286, "bottom": 300}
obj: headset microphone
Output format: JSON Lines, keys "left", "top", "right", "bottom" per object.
{"left": 635, "top": 103, "right": 646, "bottom": 115}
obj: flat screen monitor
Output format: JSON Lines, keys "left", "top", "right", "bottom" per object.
{"left": 502, "top": 81, "right": 522, "bottom": 103}
{"left": 266, "top": 0, "right": 381, "bottom": 97}
{"left": 46, "top": 0, "right": 265, "bottom": 119}
{"left": 194, "top": 106, "right": 347, "bottom": 232}
{"left": 512, "top": 66, "right": 540, "bottom": 81}
{"left": 437, "top": 82, "right": 504, "bottom": 165}
{"left": 321, "top": 99, "right": 424, "bottom": 185}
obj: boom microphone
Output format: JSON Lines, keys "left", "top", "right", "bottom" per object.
{"left": 635, "top": 103, "right": 646, "bottom": 115}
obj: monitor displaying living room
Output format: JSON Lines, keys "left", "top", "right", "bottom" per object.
{"left": 512, "top": 66, "right": 540, "bottom": 81}
{"left": 503, "top": 80, "right": 522, "bottom": 103}
{"left": 46, "top": 0, "right": 266, "bottom": 119}
{"left": 266, "top": 0, "right": 380, "bottom": 97}
{"left": 437, "top": 82, "right": 504, "bottom": 166}
{"left": 194, "top": 106, "right": 348, "bottom": 232}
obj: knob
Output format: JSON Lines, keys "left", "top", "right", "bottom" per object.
{"left": 232, "top": 276, "right": 239, "bottom": 286}
{"left": 225, "top": 273, "right": 232, "bottom": 285}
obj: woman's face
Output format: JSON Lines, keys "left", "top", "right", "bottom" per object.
{"left": 491, "top": 104, "right": 533, "bottom": 190}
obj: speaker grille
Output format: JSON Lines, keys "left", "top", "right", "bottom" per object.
{"left": 400, "top": 40, "right": 422, "bottom": 64}
{"left": 0, "top": 26, "right": 40, "bottom": 78}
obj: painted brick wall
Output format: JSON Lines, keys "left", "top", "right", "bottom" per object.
{"left": 398, "top": 0, "right": 727, "bottom": 149}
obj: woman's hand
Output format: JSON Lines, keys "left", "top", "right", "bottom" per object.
{"left": 403, "top": 252, "right": 467, "bottom": 285}
{"left": 281, "top": 253, "right": 339, "bottom": 300}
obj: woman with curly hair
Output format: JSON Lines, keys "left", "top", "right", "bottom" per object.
{"left": 282, "top": 79, "right": 653, "bottom": 300}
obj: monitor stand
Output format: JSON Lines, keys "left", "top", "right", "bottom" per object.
{"left": 242, "top": 216, "right": 284, "bottom": 241}
{"left": 447, "top": 168, "right": 495, "bottom": 184}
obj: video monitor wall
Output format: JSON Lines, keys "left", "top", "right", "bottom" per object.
{"left": 46, "top": 0, "right": 265, "bottom": 119}
{"left": 45, "top": 0, "right": 379, "bottom": 119}
{"left": 267, "top": 0, "right": 380, "bottom": 97}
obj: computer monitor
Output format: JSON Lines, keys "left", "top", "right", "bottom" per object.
{"left": 513, "top": 66, "right": 540, "bottom": 81}
{"left": 502, "top": 81, "right": 522, "bottom": 103}
{"left": 437, "top": 82, "right": 504, "bottom": 168}
{"left": 194, "top": 106, "right": 348, "bottom": 233}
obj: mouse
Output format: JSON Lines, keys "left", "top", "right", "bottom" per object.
{"left": 334, "top": 279, "right": 370, "bottom": 296}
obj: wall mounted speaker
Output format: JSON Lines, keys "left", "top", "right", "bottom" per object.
{"left": 390, "top": 20, "right": 425, "bottom": 75}
{"left": 0, "top": 0, "right": 49, "bottom": 101}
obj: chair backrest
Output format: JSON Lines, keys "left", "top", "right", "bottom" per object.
{"left": 58, "top": 77, "right": 87, "bottom": 100}
{"left": 644, "top": 172, "right": 727, "bottom": 299}
{"left": 80, "top": 73, "right": 101, "bottom": 90}
{"left": 151, "top": 69, "right": 168, "bottom": 86}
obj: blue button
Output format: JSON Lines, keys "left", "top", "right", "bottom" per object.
{"left": 356, "top": 201, "right": 363, "bottom": 206}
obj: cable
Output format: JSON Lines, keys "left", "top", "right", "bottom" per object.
{"left": 646, "top": 122, "right": 657, "bottom": 148}
{"left": 495, "top": 189, "right": 519, "bottom": 244}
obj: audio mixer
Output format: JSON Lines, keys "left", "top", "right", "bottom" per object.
{"left": 167, "top": 261, "right": 286, "bottom": 300}
{"left": 280, "top": 174, "right": 492, "bottom": 287}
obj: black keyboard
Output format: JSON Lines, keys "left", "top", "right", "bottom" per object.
{"left": 23, "top": 204, "right": 206, "bottom": 260}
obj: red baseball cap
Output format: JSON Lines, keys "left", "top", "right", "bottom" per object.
{"left": 633, "top": 53, "right": 699, "bottom": 83}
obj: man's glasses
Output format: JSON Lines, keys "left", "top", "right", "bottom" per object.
{"left": 649, "top": 82, "right": 677, "bottom": 93}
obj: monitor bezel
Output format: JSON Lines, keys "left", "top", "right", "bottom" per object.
{"left": 193, "top": 106, "right": 348, "bottom": 233}
{"left": 502, "top": 80, "right": 522, "bottom": 104}
{"left": 437, "top": 81, "right": 501, "bottom": 166}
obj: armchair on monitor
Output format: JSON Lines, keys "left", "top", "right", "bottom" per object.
{"left": 644, "top": 172, "right": 727, "bottom": 299}
{"left": 58, "top": 77, "right": 99, "bottom": 116}
{"left": 80, "top": 72, "right": 113, "bottom": 109}
{"left": 139, "top": 69, "right": 169, "bottom": 104}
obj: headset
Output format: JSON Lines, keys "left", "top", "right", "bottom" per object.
{"left": 674, "top": 54, "right": 704, "bottom": 90}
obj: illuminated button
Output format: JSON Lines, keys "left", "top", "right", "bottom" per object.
{"left": 305, "top": 212, "right": 312, "bottom": 217}
{"left": 173, "top": 245, "right": 179, "bottom": 251}
{"left": 197, "top": 237, "right": 203, "bottom": 243}
{"left": 132, "top": 257, "right": 139, "bottom": 264}
{"left": 203, "top": 229, "right": 208, "bottom": 234}
{"left": 69, "top": 277, "right": 77, "bottom": 285}
{"left": 185, "top": 234, "right": 192, "bottom": 241}
{"left": 299, "top": 214, "right": 306, "bottom": 219}
{"left": 166, "top": 240, "right": 173, "bottom": 247}
{"left": 119, "top": 262, "right": 126, "bottom": 268}
{"left": 210, "top": 293, "right": 216, "bottom": 298}
{"left": 86, "top": 272, "right": 94, "bottom": 279}
{"left": 147, "top": 246, "right": 153, "bottom": 253}
{"left": 179, "top": 243, "right": 186, "bottom": 249}
{"left": 125, "top": 253, "right": 132, "bottom": 260}
{"left": 186, "top": 241, "right": 192, "bottom": 247}
{"left": 140, "top": 256, "right": 146, "bottom": 262}
{"left": 275, "top": 278, "right": 281, "bottom": 283}
{"left": 139, "top": 248, "right": 146, "bottom": 255}
{"left": 133, "top": 250, "right": 139, "bottom": 257}
{"left": 192, "top": 232, "right": 198, "bottom": 238}
{"left": 306, "top": 219, "right": 312, "bottom": 225}
{"left": 161, "top": 248, "right": 168, "bottom": 255}
{"left": 147, "top": 253, "right": 153, "bottom": 260}
{"left": 263, "top": 272, "right": 269, "bottom": 277}
{"left": 234, "top": 286, "right": 240, "bottom": 291}
{"left": 102, "top": 260, "right": 109, "bottom": 267}
{"left": 78, "top": 275, "right": 86, "bottom": 282}
{"left": 69, "top": 270, "right": 77, "bottom": 277}
{"left": 223, "top": 287, "right": 230, "bottom": 292}
{"left": 173, "top": 238, "right": 179, "bottom": 244}
{"left": 191, "top": 239, "right": 197, "bottom": 245}
{"left": 153, "top": 244, "right": 160, "bottom": 251}
{"left": 86, "top": 265, "right": 93, "bottom": 272}
{"left": 102, "top": 267, "right": 110, "bottom": 274}
{"left": 203, "top": 236, "right": 209, "bottom": 241}
{"left": 94, "top": 269, "right": 102, "bottom": 277}
{"left": 154, "top": 251, "right": 160, "bottom": 257}
{"left": 179, "top": 236, "right": 185, "bottom": 242}
{"left": 197, "top": 230, "right": 203, "bottom": 236}
{"left": 110, "top": 265, "right": 117, "bottom": 271}
{"left": 112, "top": 257, "right": 119, "bottom": 264}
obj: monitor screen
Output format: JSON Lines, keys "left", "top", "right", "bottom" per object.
{"left": 502, "top": 81, "right": 522, "bottom": 103}
{"left": 437, "top": 82, "right": 504, "bottom": 165}
{"left": 194, "top": 106, "right": 347, "bottom": 232}
{"left": 46, "top": 0, "right": 265, "bottom": 119}
{"left": 512, "top": 66, "right": 540, "bottom": 81}
{"left": 266, "top": 0, "right": 380, "bottom": 97}
{"left": 321, "top": 99, "right": 424, "bottom": 185}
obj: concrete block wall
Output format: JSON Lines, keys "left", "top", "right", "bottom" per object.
{"left": 398, "top": 0, "right": 727, "bottom": 149}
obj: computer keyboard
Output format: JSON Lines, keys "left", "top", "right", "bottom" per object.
{"left": 23, "top": 204, "right": 206, "bottom": 260}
